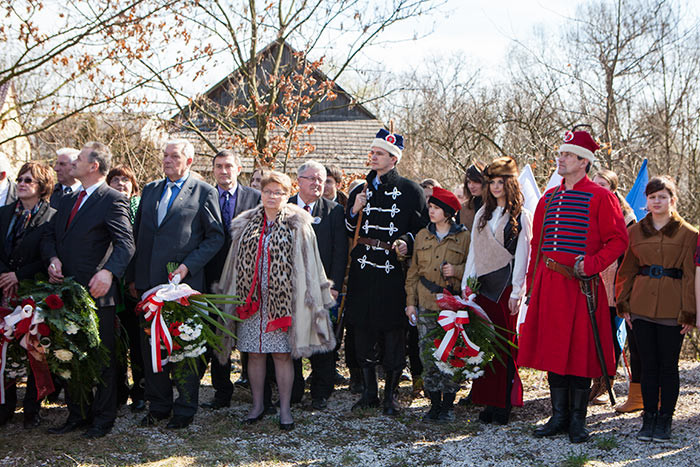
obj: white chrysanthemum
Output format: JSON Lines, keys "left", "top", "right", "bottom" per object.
{"left": 54, "top": 349, "right": 74, "bottom": 362}
{"left": 65, "top": 321, "right": 79, "bottom": 335}
{"left": 435, "top": 360, "right": 456, "bottom": 375}
{"left": 59, "top": 370, "right": 71, "bottom": 379}
{"left": 467, "top": 352, "right": 484, "bottom": 365}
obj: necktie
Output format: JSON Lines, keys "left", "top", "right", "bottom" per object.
{"left": 63, "top": 186, "right": 72, "bottom": 195}
{"left": 304, "top": 204, "right": 311, "bottom": 213}
{"left": 66, "top": 190, "right": 87, "bottom": 230}
{"left": 221, "top": 191, "right": 233, "bottom": 227}
{"left": 157, "top": 182, "right": 175, "bottom": 226}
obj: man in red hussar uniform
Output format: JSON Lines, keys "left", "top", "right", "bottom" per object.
{"left": 518, "top": 128, "right": 629, "bottom": 443}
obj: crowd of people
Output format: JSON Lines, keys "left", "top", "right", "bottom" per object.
{"left": 0, "top": 126, "right": 698, "bottom": 445}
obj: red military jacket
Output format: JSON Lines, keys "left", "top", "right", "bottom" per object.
{"left": 518, "top": 175, "right": 629, "bottom": 378}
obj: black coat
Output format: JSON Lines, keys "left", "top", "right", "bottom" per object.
{"left": 42, "top": 182, "right": 135, "bottom": 307}
{"left": 288, "top": 195, "right": 348, "bottom": 290}
{"left": 344, "top": 169, "right": 429, "bottom": 329}
{"left": 49, "top": 183, "right": 74, "bottom": 209}
{"left": 0, "top": 201, "right": 55, "bottom": 298}
{"left": 205, "top": 183, "right": 260, "bottom": 290}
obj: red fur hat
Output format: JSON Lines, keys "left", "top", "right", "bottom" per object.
{"left": 558, "top": 130, "right": 600, "bottom": 162}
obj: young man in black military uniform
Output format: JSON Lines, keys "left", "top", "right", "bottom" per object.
{"left": 345, "top": 128, "right": 428, "bottom": 416}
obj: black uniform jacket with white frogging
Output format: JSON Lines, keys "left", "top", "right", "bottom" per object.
{"left": 344, "top": 168, "right": 429, "bottom": 330}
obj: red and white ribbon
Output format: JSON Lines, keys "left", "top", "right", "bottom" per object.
{"left": 138, "top": 274, "right": 200, "bottom": 373}
{"left": 0, "top": 305, "right": 50, "bottom": 403}
{"left": 433, "top": 309, "right": 480, "bottom": 362}
{"left": 432, "top": 292, "right": 494, "bottom": 363}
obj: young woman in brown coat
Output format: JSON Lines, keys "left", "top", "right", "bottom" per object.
{"left": 615, "top": 176, "right": 698, "bottom": 442}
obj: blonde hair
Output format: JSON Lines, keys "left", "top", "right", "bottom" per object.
{"left": 261, "top": 171, "right": 292, "bottom": 194}
{"left": 594, "top": 169, "right": 634, "bottom": 218}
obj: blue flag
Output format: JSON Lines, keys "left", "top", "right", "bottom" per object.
{"left": 616, "top": 159, "right": 649, "bottom": 352}
{"left": 625, "top": 159, "right": 649, "bottom": 222}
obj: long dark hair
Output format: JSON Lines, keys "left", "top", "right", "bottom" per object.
{"left": 478, "top": 176, "right": 524, "bottom": 235}
{"left": 463, "top": 161, "right": 485, "bottom": 209}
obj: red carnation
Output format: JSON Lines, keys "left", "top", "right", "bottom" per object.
{"left": 464, "top": 286, "right": 474, "bottom": 297}
{"left": 433, "top": 338, "right": 442, "bottom": 348}
{"left": 449, "top": 357, "right": 465, "bottom": 368}
{"left": 21, "top": 298, "right": 36, "bottom": 308}
{"left": 453, "top": 346, "right": 469, "bottom": 358}
{"left": 172, "top": 342, "right": 182, "bottom": 351}
{"left": 37, "top": 323, "right": 51, "bottom": 336}
{"left": 169, "top": 322, "right": 182, "bottom": 337}
{"left": 45, "top": 294, "right": 64, "bottom": 310}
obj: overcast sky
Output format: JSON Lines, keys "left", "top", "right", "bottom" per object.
{"left": 358, "top": 0, "right": 574, "bottom": 76}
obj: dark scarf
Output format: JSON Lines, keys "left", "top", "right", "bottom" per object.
{"left": 5, "top": 200, "right": 44, "bottom": 256}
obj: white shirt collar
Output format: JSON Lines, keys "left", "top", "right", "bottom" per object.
{"left": 296, "top": 194, "right": 317, "bottom": 212}
{"left": 81, "top": 180, "right": 104, "bottom": 197}
{"left": 63, "top": 181, "right": 82, "bottom": 193}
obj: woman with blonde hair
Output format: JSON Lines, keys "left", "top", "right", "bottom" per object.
{"left": 590, "top": 169, "right": 639, "bottom": 408}
{"left": 216, "top": 171, "right": 336, "bottom": 430}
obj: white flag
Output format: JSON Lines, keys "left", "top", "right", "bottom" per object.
{"left": 544, "top": 169, "right": 563, "bottom": 192}
{"left": 518, "top": 164, "right": 541, "bottom": 215}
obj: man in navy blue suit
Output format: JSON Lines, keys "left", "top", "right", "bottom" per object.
{"left": 201, "top": 149, "right": 260, "bottom": 409}
{"left": 43, "top": 142, "right": 135, "bottom": 438}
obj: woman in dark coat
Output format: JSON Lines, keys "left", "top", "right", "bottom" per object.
{"left": 0, "top": 162, "right": 56, "bottom": 429}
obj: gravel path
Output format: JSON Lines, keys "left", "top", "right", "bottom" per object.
{"left": 1, "top": 361, "right": 699, "bottom": 466}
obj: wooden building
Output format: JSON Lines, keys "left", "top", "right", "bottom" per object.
{"left": 171, "top": 40, "right": 381, "bottom": 175}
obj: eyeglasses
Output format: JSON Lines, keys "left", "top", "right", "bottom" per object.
{"left": 298, "top": 175, "right": 324, "bottom": 184}
{"left": 262, "top": 190, "right": 287, "bottom": 197}
{"left": 16, "top": 177, "right": 37, "bottom": 185}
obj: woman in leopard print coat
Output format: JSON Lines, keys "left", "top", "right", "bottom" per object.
{"left": 215, "top": 171, "right": 336, "bottom": 430}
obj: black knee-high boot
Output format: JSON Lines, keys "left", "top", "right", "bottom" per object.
{"left": 534, "top": 373, "right": 569, "bottom": 438}
{"left": 569, "top": 387, "right": 591, "bottom": 443}
{"left": 352, "top": 367, "right": 379, "bottom": 411}
{"left": 382, "top": 371, "right": 402, "bottom": 416}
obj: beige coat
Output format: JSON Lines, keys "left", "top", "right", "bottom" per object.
{"left": 615, "top": 212, "right": 698, "bottom": 325}
{"left": 405, "top": 223, "right": 470, "bottom": 310}
{"left": 215, "top": 204, "right": 336, "bottom": 362}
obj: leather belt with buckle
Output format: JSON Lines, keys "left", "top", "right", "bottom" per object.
{"left": 544, "top": 256, "right": 575, "bottom": 280}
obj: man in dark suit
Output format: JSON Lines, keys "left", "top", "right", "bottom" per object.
{"left": 200, "top": 149, "right": 260, "bottom": 410}
{"left": 50, "top": 147, "right": 82, "bottom": 208}
{"left": 289, "top": 160, "right": 348, "bottom": 409}
{"left": 42, "top": 142, "right": 135, "bottom": 438}
{"left": 0, "top": 151, "right": 17, "bottom": 206}
{"left": 128, "top": 139, "right": 224, "bottom": 429}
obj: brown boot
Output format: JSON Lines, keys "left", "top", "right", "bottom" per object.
{"left": 591, "top": 376, "right": 614, "bottom": 405}
{"left": 588, "top": 377, "right": 604, "bottom": 402}
{"left": 614, "top": 382, "right": 643, "bottom": 413}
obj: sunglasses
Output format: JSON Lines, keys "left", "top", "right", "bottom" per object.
{"left": 16, "top": 177, "right": 37, "bottom": 184}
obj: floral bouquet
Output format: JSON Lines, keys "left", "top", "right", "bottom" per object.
{"left": 423, "top": 278, "right": 516, "bottom": 383}
{"left": 136, "top": 264, "right": 241, "bottom": 377}
{"left": 0, "top": 278, "right": 108, "bottom": 406}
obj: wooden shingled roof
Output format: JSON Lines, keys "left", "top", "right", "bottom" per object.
{"left": 177, "top": 118, "right": 378, "bottom": 175}
{"left": 171, "top": 40, "right": 381, "bottom": 175}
